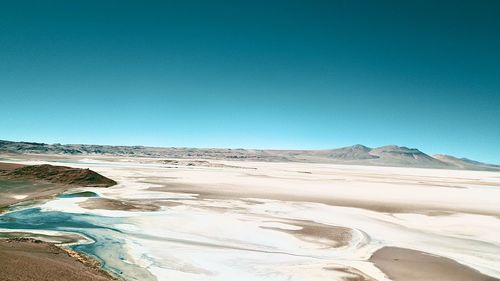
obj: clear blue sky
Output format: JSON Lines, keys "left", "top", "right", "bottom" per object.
{"left": 1, "top": 1, "right": 499, "bottom": 163}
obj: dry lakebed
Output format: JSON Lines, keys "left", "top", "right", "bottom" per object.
{"left": 0, "top": 154, "right": 499, "bottom": 281}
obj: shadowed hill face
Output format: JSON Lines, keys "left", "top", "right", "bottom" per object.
{"left": 1, "top": 164, "right": 116, "bottom": 187}
{"left": 320, "top": 145, "right": 450, "bottom": 168}
{"left": 369, "top": 146, "right": 449, "bottom": 167}
{"left": 325, "top": 144, "right": 378, "bottom": 160}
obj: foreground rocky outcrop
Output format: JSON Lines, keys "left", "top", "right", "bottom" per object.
{"left": 0, "top": 164, "right": 117, "bottom": 187}
{"left": 0, "top": 238, "right": 116, "bottom": 281}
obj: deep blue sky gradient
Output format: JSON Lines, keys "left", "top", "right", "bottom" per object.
{"left": 1, "top": 1, "right": 499, "bottom": 163}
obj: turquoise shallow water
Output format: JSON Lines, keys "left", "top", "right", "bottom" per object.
{"left": 0, "top": 207, "right": 155, "bottom": 281}
{"left": 57, "top": 191, "right": 99, "bottom": 198}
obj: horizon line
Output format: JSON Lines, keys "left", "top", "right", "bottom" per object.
{"left": 2, "top": 138, "right": 496, "bottom": 165}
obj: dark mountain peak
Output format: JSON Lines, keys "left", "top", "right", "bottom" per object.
{"left": 371, "top": 145, "right": 429, "bottom": 157}
{"left": 373, "top": 145, "right": 421, "bottom": 152}
{"left": 327, "top": 144, "right": 377, "bottom": 160}
{"left": 367, "top": 145, "right": 449, "bottom": 168}
{"left": 350, "top": 144, "right": 372, "bottom": 151}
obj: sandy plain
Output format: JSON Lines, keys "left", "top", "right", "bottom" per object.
{"left": 1, "top": 154, "right": 499, "bottom": 281}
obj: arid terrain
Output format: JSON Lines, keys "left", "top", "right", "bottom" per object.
{"left": 2, "top": 0, "right": 498, "bottom": 280}
{"left": 2, "top": 139, "right": 499, "bottom": 170}
{"left": 0, "top": 153, "right": 499, "bottom": 281}
{"left": 0, "top": 162, "right": 115, "bottom": 209}
{"left": 0, "top": 161, "right": 117, "bottom": 281}
{"left": 0, "top": 238, "right": 115, "bottom": 281}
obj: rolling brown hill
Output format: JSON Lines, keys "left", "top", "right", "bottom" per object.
{"left": 0, "top": 164, "right": 117, "bottom": 187}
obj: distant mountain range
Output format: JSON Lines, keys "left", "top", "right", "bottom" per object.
{"left": 1, "top": 140, "right": 498, "bottom": 171}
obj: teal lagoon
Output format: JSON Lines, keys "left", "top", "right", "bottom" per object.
{"left": 57, "top": 191, "right": 99, "bottom": 198}
{"left": 0, "top": 207, "right": 154, "bottom": 280}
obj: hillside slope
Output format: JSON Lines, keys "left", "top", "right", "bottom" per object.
{"left": 0, "top": 164, "right": 117, "bottom": 187}
{"left": 1, "top": 140, "right": 498, "bottom": 171}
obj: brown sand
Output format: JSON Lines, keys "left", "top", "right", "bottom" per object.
{"left": 0, "top": 238, "right": 115, "bottom": 281}
{"left": 324, "top": 265, "right": 375, "bottom": 281}
{"left": 0, "top": 179, "right": 70, "bottom": 211}
{"left": 79, "top": 198, "right": 160, "bottom": 211}
{"left": 0, "top": 162, "right": 26, "bottom": 171}
{"left": 261, "top": 219, "right": 352, "bottom": 248}
{"left": 0, "top": 232, "right": 82, "bottom": 244}
{"left": 370, "top": 247, "right": 499, "bottom": 281}
{"left": 145, "top": 179, "right": 500, "bottom": 217}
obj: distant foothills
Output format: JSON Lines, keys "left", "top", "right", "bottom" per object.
{"left": 0, "top": 139, "right": 498, "bottom": 171}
